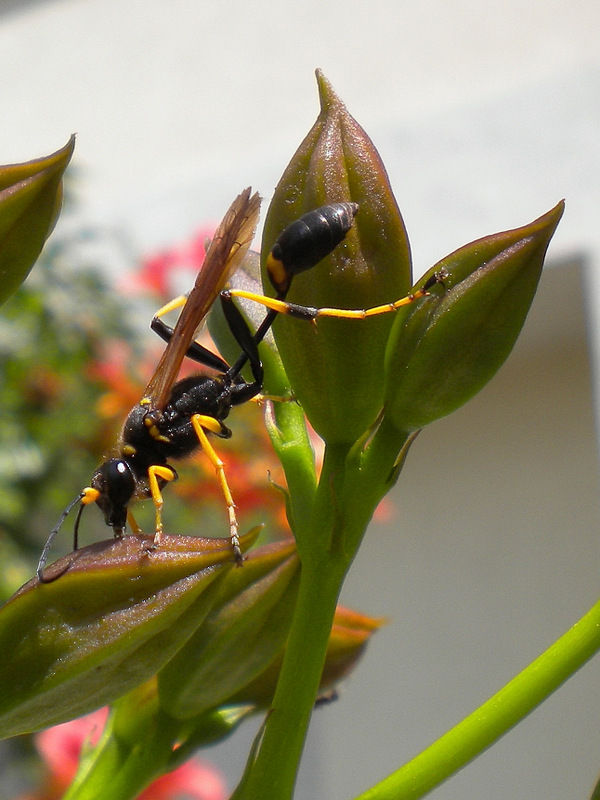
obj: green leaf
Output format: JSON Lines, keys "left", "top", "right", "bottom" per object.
{"left": 0, "top": 136, "right": 75, "bottom": 306}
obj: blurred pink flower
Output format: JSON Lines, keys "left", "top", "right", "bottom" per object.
{"left": 24, "top": 708, "right": 226, "bottom": 800}
{"left": 122, "top": 226, "right": 215, "bottom": 299}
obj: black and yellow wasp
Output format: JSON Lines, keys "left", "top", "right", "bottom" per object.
{"left": 38, "top": 189, "right": 437, "bottom": 581}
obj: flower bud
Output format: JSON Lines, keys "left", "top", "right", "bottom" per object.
{"left": 0, "top": 136, "right": 74, "bottom": 305}
{"left": 227, "top": 604, "right": 385, "bottom": 709}
{"left": 384, "top": 202, "right": 564, "bottom": 431}
{"left": 0, "top": 529, "right": 258, "bottom": 738}
{"left": 262, "top": 71, "right": 411, "bottom": 444}
{"left": 158, "top": 540, "right": 299, "bottom": 718}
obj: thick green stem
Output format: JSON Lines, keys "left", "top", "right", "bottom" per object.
{"left": 233, "top": 444, "right": 353, "bottom": 800}
{"left": 232, "top": 552, "right": 347, "bottom": 799}
{"left": 355, "top": 592, "right": 600, "bottom": 800}
{"left": 265, "top": 393, "right": 318, "bottom": 535}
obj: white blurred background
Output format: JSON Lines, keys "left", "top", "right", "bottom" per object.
{"left": 1, "top": 1, "right": 600, "bottom": 798}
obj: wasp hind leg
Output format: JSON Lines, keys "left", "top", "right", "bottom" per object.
{"left": 224, "top": 270, "right": 447, "bottom": 323}
{"left": 191, "top": 414, "right": 244, "bottom": 566}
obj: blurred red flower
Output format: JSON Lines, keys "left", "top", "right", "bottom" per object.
{"left": 19, "top": 708, "right": 226, "bottom": 800}
{"left": 122, "top": 226, "right": 215, "bottom": 299}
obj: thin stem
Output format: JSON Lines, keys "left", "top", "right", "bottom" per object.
{"left": 354, "top": 592, "right": 600, "bottom": 800}
{"left": 265, "top": 391, "right": 317, "bottom": 532}
{"left": 62, "top": 709, "right": 178, "bottom": 800}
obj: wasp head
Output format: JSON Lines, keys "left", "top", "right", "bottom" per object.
{"left": 90, "top": 458, "right": 136, "bottom": 534}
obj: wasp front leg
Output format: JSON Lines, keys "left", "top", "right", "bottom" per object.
{"left": 148, "top": 464, "right": 178, "bottom": 545}
{"left": 191, "top": 414, "right": 244, "bottom": 566}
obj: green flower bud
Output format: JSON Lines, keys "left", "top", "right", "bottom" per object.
{"left": 158, "top": 540, "right": 299, "bottom": 718}
{"left": 384, "top": 202, "right": 564, "bottom": 431}
{"left": 0, "top": 136, "right": 74, "bottom": 306}
{"left": 227, "top": 604, "right": 384, "bottom": 709}
{"left": 0, "top": 529, "right": 258, "bottom": 738}
{"left": 262, "top": 71, "right": 411, "bottom": 444}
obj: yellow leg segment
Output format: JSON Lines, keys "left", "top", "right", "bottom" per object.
{"left": 227, "top": 286, "right": 431, "bottom": 320}
{"left": 153, "top": 294, "right": 188, "bottom": 319}
{"left": 191, "top": 414, "right": 244, "bottom": 565}
{"left": 250, "top": 392, "right": 296, "bottom": 405}
{"left": 127, "top": 510, "right": 143, "bottom": 535}
{"left": 314, "top": 290, "right": 429, "bottom": 318}
{"left": 148, "top": 464, "right": 177, "bottom": 545}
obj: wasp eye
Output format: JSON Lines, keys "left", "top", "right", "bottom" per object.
{"left": 98, "top": 459, "right": 135, "bottom": 505}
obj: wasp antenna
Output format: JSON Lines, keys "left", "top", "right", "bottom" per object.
{"left": 37, "top": 492, "right": 86, "bottom": 583}
{"left": 72, "top": 500, "right": 86, "bottom": 551}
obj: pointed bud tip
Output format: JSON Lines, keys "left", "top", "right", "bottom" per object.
{"left": 315, "top": 69, "right": 343, "bottom": 114}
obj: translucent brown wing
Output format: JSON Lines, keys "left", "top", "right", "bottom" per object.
{"left": 142, "top": 187, "right": 261, "bottom": 411}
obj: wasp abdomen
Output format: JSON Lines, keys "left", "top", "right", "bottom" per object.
{"left": 267, "top": 202, "right": 358, "bottom": 294}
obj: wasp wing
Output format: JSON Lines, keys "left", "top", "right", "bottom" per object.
{"left": 142, "top": 187, "right": 261, "bottom": 411}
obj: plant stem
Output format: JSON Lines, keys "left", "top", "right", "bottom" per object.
{"left": 265, "top": 392, "right": 318, "bottom": 534}
{"left": 232, "top": 444, "right": 353, "bottom": 800}
{"left": 354, "top": 592, "right": 600, "bottom": 800}
{"left": 232, "top": 550, "right": 347, "bottom": 799}
{"left": 244, "top": 399, "right": 415, "bottom": 799}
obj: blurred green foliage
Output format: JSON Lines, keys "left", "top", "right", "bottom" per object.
{"left": 0, "top": 211, "right": 136, "bottom": 597}
{"left": 0, "top": 190, "right": 286, "bottom": 604}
